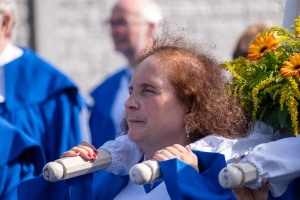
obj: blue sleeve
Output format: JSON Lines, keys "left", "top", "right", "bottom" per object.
{"left": 18, "top": 173, "right": 95, "bottom": 200}
{"left": 1, "top": 159, "right": 39, "bottom": 200}
{"left": 0, "top": 117, "right": 44, "bottom": 200}
{"left": 17, "top": 171, "right": 129, "bottom": 200}
{"left": 40, "top": 90, "right": 83, "bottom": 162}
{"left": 160, "top": 151, "right": 236, "bottom": 200}
{"left": 18, "top": 174, "right": 75, "bottom": 200}
{"left": 3, "top": 89, "right": 84, "bottom": 164}
{"left": 3, "top": 49, "right": 85, "bottom": 163}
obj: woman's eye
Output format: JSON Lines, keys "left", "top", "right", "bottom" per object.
{"left": 143, "top": 89, "right": 154, "bottom": 93}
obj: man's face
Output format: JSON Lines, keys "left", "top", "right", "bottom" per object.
{"left": 109, "top": 6, "right": 150, "bottom": 57}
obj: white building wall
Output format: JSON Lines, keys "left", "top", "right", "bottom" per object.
{"left": 15, "top": 0, "right": 30, "bottom": 46}
{"left": 14, "top": 0, "right": 286, "bottom": 103}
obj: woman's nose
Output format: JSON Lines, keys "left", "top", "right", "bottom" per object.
{"left": 124, "top": 94, "right": 139, "bottom": 110}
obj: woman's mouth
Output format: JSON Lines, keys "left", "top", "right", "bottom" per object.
{"left": 127, "top": 119, "right": 143, "bottom": 123}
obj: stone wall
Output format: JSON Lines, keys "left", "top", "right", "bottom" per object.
{"left": 15, "top": 0, "right": 30, "bottom": 46}
{"left": 15, "top": 0, "right": 285, "bottom": 103}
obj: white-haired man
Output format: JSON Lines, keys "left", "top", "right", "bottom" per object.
{"left": 0, "top": 1, "right": 90, "bottom": 197}
{"left": 90, "top": 0, "right": 162, "bottom": 147}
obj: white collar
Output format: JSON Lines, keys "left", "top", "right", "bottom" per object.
{"left": 188, "top": 122, "right": 279, "bottom": 164}
{"left": 0, "top": 43, "right": 23, "bottom": 103}
{"left": 0, "top": 43, "right": 23, "bottom": 67}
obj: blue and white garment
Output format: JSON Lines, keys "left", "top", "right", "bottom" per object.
{"left": 17, "top": 122, "right": 299, "bottom": 199}
{"left": 100, "top": 122, "right": 277, "bottom": 175}
{"left": 89, "top": 67, "right": 132, "bottom": 148}
{"left": 100, "top": 122, "right": 299, "bottom": 199}
{"left": 240, "top": 136, "right": 300, "bottom": 198}
{"left": 0, "top": 43, "right": 90, "bottom": 163}
{"left": 18, "top": 151, "right": 234, "bottom": 200}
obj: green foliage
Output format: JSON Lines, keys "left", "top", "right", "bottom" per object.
{"left": 222, "top": 17, "right": 300, "bottom": 136}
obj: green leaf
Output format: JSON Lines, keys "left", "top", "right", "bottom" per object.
{"left": 264, "top": 51, "right": 278, "bottom": 70}
{"left": 249, "top": 72, "right": 271, "bottom": 89}
{"left": 285, "top": 115, "right": 294, "bottom": 133}
{"left": 270, "top": 106, "right": 289, "bottom": 133}
{"left": 271, "top": 111, "right": 281, "bottom": 133}
{"left": 257, "top": 103, "right": 273, "bottom": 117}
{"left": 275, "top": 105, "right": 288, "bottom": 127}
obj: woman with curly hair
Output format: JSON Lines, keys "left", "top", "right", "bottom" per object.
{"left": 19, "top": 24, "right": 274, "bottom": 200}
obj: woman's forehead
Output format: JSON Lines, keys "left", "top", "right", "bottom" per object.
{"left": 132, "top": 56, "right": 169, "bottom": 84}
{"left": 135, "top": 55, "right": 163, "bottom": 73}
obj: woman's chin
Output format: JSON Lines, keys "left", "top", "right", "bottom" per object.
{"left": 127, "top": 130, "right": 142, "bottom": 143}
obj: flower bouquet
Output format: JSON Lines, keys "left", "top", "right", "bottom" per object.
{"left": 222, "top": 16, "right": 300, "bottom": 136}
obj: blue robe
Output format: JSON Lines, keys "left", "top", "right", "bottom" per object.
{"left": 0, "top": 48, "right": 85, "bottom": 163}
{"left": 17, "top": 151, "right": 236, "bottom": 200}
{"left": 269, "top": 178, "right": 300, "bottom": 200}
{"left": 89, "top": 68, "right": 128, "bottom": 148}
{"left": 0, "top": 116, "right": 44, "bottom": 200}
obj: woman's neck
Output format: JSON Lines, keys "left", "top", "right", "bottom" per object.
{"left": 139, "top": 138, "right": 190, "bottom": 160}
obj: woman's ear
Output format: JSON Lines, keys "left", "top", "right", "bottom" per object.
{"left": 184, "top": 112, "right": 192, "bottom": 125}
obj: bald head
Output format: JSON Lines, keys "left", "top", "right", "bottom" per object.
{"left": 113, "top": 0, "right": 162, "bottom": 24}
{"left": 109, "top": 0, "right": 162, "bottom": 66}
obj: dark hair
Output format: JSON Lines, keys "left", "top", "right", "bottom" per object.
{"left": 122, "top": 23, "right": 250, "bottom": 142}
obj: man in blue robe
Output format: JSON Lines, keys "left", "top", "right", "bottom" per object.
{"left": 89, "top": 0, "right": 162, "bottom": 147}
{"left": 0, "top": 116, "right": 44, "bottom": 200}
{"left": 0, "top": 0, "right": 90, "bottom": 163}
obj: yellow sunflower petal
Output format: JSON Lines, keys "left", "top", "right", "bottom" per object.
{"left": 291, "top": 54, "right": 300, "bottom": 65}
{"left": 248, "top": 33, "right": 279, "bottom": 61}
{"left": 280, "top": 54, "right": 300, "bottom": 78}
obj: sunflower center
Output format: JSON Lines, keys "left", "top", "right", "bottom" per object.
{"left": 260, "top": 46, "right": 267, "bottom": 53}
{"left": 294, "top": 65, "right": 300, "bottom": 70}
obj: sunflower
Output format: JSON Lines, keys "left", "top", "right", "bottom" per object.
{"left": 222, "top": 17, "right": 300, "bottom": 136}
{"left": 248, "top": 33, "right": 279, "bottom": 61}
{"left": 280, "top": 53, "right": 300, "bottom": 78}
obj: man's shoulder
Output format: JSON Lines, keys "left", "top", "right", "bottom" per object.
{"left": 91, "top": 68, "right": 128, "bottom": 97}
{"left": 21, "top": 48, "right": 63, "bottom": 71}
{"left": 4, "top": 48, "right": 80, "bottom": 110}
{"left": 101, "top": 68, "right": 128, "bottom": 85}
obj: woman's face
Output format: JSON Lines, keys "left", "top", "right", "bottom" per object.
{"left": 124, "top": 55, "right": 189, "bottom": 149}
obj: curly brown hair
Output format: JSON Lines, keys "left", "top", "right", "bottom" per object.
{"left": 121, "top": 23, "right": 250, "bottom": 143}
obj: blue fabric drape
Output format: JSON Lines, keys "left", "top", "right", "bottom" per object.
{"left": 1, "top": 48, "right": 84, "bottom": 163}
{"left": 161, "top": 151, "right": 235, "bottom": 200}
{"left": 0, "top": 116, "right": 44, "bottom": 199}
